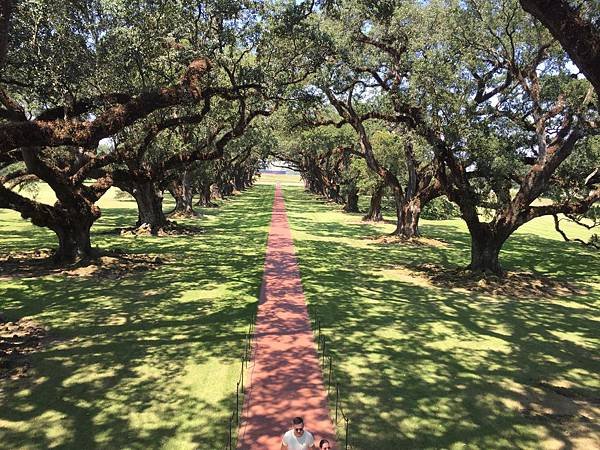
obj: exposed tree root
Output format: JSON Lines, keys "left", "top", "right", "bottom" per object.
{"left": 406, "top": 263, "right": 587, "bottom": 297}
{"left": 100, "top": 220, "right": 205, "bottom": 237}
{"left": 0, "top": 249, "right": 166, "bottom": 279}
{"left": 370, "top": 235, "right": 449, "bottom": 248}
{"left": 0, "top": 317, "right": 48, "bottom": 380}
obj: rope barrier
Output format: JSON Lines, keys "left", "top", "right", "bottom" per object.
{"left": 309, "top": 304, "right": 351, "bottom": 449}
{"left": 225, "top": 310, "right": 256, "bottom": 450}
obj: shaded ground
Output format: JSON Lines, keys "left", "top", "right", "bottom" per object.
{"left": 370, "top": 234, "right": 450, "bottom": 248}
{"left": 106, "top": 221, "right": 205, "bottom": 237}
{"left": 406, "top": 263, "right": 588, "bottom": 299}
{"left": 0, "top": 250, "right": 165, "bottom": 280}
{"left": 0, "top": 317, "right": 48, "bottom": 380}
{"left": 284, "top": 186, "right": 600, "bottom": 450}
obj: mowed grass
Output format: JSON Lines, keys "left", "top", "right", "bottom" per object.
{"left": 255, "top": 172, "right": 303, "bottom": 186}
{"left": 283, "top": 186, "right": 600, "bottom": 450}
{"left": 0, "top": 184, "right": 274, "bottom": 449}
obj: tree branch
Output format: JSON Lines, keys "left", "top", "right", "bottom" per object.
{"left": 0, "top": 58, "right": 213, "bottom": 153}
{"left": 553, "top": 213, "right": 600, "bottom": 249}
{"left": 519, "top": 0, "right": 600, "bottom": 97}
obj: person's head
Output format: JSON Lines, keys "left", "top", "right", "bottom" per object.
{"left": 319, "top": 439, "right": 331, "bottom": 450}
{"left": 291, "top": 417, "right": 304, "bottom": 437}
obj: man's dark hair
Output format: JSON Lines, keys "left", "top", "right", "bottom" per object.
{"left": 319, "top": 439, "right": 330, "bottom": 448}
{"left": 292, "top": 417, "right": 304, "bottom": 425}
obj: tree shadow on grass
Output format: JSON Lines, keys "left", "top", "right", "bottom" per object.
{"left": 0, "top": 185, "right": 274, "bottom": 449}
{"left": 282, "top": 187, "right": 600, "bottom": 450}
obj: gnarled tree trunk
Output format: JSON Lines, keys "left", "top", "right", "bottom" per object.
{"left": 394, "top": 198, "right": 422, "bottom": 238}
{"left": 168, "top": 170, "right": 196, "bottom": 217}
{"left": 234, "top": 172, "right": 246, "bottom": 191}
{"left": 466, "top": 224, "right": 510, "bottom": 274}
{"left": 196, "top": 183, "right": 218, "bottom": 207}
{"left": 221, "top": 181, "right": 235, "bottom": 197}
{"left": 52, "top": 219, "right": 95, "bottom": 262}
{"left": 132, "top": 182, "right": 167, "bottom": 233}
{"left": 363, "top": 184, "right": 384, "bottom": 222}
{"left": 343, "top": 185, "right": 359, "bottom": 212}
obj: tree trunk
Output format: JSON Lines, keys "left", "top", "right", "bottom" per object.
{"left": 245, "top": 172, "right": 254, "bottom": 188}
{"left": 221, "top": 182, "right": 235, "bottom": 197}
{"left": 45, "top": 198, "right": 101, "bottom": 263}
{"left": 363, "top": 185, "right": 384, "bottom": 222}
{"left": 234, "top": 173, "right": 245, "bottom": 191}
{"left": 132, "top": 182, "right": 167, "bottom": 233}
{"left": 344, "top": 187, "right": 359, "bottom": 212}
{"left": 53, "top": 221, "right": 94, "bottom": 262}
{"left": 465, "top": 221, "right": 515, "bottom": 275}
{"left": 196, "top": 183, "right": 218, "bottom": 207}
{"left": 391, "top": 188, "right": 405, "bottom": 237}
{"left": 169, "top": 171, "right": 195, "bottom": 217}
{"left": 327, "top": 184, "right": 343, "bottom": 203}
{"left": 398, "top": 199, "right": 422, "bottom": 238}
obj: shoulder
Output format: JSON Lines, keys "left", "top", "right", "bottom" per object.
{"left": 305, "top": 430, "right": 315, "bottom": 444}
{"left": 282, "top": 429, "right": 293, "bottom": 442}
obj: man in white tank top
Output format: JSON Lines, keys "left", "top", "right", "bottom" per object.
{"left": 280, "top": 416, "right": 318, "bottom": 450}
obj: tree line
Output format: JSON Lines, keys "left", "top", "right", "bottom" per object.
{"left": 274, "top": 0, "right": 599, "bottom": 274}
{"left": 0, "top": 0, "right": 598, "bottom": 274}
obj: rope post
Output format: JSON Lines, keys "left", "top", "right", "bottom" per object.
{"left": 335, "top": 382, "right": 339, "bottom": 426}
{"left": 240, "top": 362, "right": 244, "bottom": 394}
{"left": 229, "top": 413, "right": 234, "bottom": 450}
{"left": 345, "top": 417, "right": 349, "bottom": 450}
{"left": 244, "top": 333, "right": 248, "bottom": 367}
{"left": 328, "top": 356, "right": 332, "bottom": 394}
{"left": 318, "top": 319, "right": 321, "bottom": 343}
{"left": 227, "top": 414, "right": 230, "bottom": 450}
{"left": 316, "top": 319, "right": 321, "bottom": 349}
{"left": 322, "top": 338, "right": 326, "bottom": 367}
{"left": 235, "top": 381, "right": 240, "bottom": 425}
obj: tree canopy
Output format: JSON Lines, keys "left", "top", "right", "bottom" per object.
{"left": 0, "top": 0, "right": 598, "bottom": 273}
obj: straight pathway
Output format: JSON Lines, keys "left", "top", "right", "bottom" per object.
{"left": 237, "top": 184, "right": 336, "bottom": 449}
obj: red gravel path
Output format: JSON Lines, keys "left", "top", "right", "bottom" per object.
{"left": 237, "top": 184, "right": 336, "bottom": 449}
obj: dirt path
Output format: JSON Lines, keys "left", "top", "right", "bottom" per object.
{"left": 237, "top": 184, "right": 336, "bottom": 449}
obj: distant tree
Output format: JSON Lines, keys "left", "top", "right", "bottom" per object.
{"left": 308, "top": 0, "right": 443, "bottom": 238}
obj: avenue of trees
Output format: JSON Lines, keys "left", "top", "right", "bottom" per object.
{"left": 1, "top": 0, "right": 598, "bottom": 274}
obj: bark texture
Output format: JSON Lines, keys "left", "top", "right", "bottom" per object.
{"left": 168, "top": 170, "right": 196, "bottom": 217}
{"left": 132, "top": 182, "right": 168, "bottom": 233}
{"left": 343, "top": 186, "right": 359, "bottom": 213}
{"left": 363, "top": 184, "right": 384, "bottom": 222}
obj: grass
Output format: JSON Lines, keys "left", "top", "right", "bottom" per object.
{"left": 0, "top": 184, "right": 274, "bottom": 449}
{"left": 255, "top": 172, "right": 303, "bottom": 186}
{"left": 2, "top": 182, "right": 598, "bottom": 449}
{"left": 283, "top": 186, "right": 600, "bottom": 450}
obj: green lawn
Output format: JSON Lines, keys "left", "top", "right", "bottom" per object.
{"left": 2, "top": 183, "right": 598, "bottom": 449}
{"left": 0, "top": 185, "right": 273, "bottom": 449}
{"left": 283, "top": 186, "right": 600, "bottom": 450}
